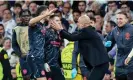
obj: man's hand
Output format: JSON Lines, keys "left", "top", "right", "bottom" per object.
{"left": 125, "top": 57, "right": 131, "bottom": 65}
{"left": 44, "top": 63, "right": 51, "bottom": 72}
{"left": 44, "top": 8, "right": 57, "bottom": 16}
{"left": 50, "top": 20, "right": 63, "bottom": 30}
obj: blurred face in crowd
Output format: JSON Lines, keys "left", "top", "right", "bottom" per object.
{"left": 3, "top": 39, "right": 11, "bottom": 50}
{"left": 29, "top": 2, "right": 37, "bottom": 14}
{"left": 94, "top": 15, "right": 103, "bottom": 24}
{"left": 0, "top": 1, "right": 5, "bottom": 5}
{"left": 21, "top": 11, "right": 31, "bottom": 24}
{"left": 78, "top": 2, "right": 86, "bottom": 12}
{"left": 0, "top": 4, "right": 8, "bottom": 18}
{"left": 105, "top": 22, "right": 113, "bottom": 33}
{"left": 11, "top": 69, "right": 17, "bottom": 79}
{"left": 16, "top": 16, "right": 22, "bottom": 24}
{"left": 90, "top": 2, "right": 100, "bottom": 14}
{"left": 116, "top": 13, "right": 128, "bottom": 27}
{"left": 87, "top": 11, "right": 94, "bottom": 17}
{"left": 3, "top": 9, "right": 12, "bottom": 22}
{"left": 48, "top": 3, "right": 56, "bottom": 11}
{"left": 90, "top": 20, "right": 95, "bottom": 27}
{"left": 108, "top": 2, "right": 117, "bottom": 12}
{"left": 14, "top": 6, "right": 22, "bottom": 15}
{"left": 73, "top": 12, "right": 81, "bottom": 23}
{"left": 63, "top": 2, "right": 71, "bottom": 14}
{"left": 126, "top": 12, "right": 132, "bottom": 22}
{"left": 0, "top": 25, "right": 4, "bottom": 37}
{"left": 121, "top": 4, "right": 130, "bottom": 13}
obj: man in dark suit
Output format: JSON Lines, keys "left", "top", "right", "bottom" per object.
{"left": 51, "top": 15, "right": 109, "bottom": 80}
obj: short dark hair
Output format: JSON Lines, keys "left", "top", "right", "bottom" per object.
{"left": 29, "top": 1, "right": 37, "bottom": 7}
{"left": 48, "top": 1, "right": 57, "bottom": 8}
{"left": 3, "top": 9, "right": 12, "bottom": 14}
{"left": 3, "top": 37, "right": 11, "bottom": 44}
{"left": 90, "top": 17, "right": 96, "bottom": 22}
{"left": 78, "top": 1, "right": 86, "bottom": 6}
{"left": 95, "top": 12, "right": 103, "bottom": 17}
{"left": 0, "top": 24, "right": 4, "bottom": 28}
{"left": 49, "top": 14, "right": 59, "bottom": 19}
{"left": 72, "top": 10, "right": 81, "bottom": 15}
{"left": 120, "top": 2, "right": 129, "bottom": 8}
{"left": 86, "top": 10, "right": 95, "bottom": 15}
{"left": 108, "top": 20, "right": 117, "bottom": 27}
{"left": 107, "top": 1, "right": 117, "bottom": 5}
{"left": 14, "top": 3, "right": 22, "bottom": 8}
{"left": 36, "top": 5, "right": 47, "bottom": 16}
{"left": 117, "top": 11, "right": 128, "bottom": 18}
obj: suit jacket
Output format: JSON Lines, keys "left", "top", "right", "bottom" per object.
{"left": 60, "top": 26, "right": 109, "bottom": 66}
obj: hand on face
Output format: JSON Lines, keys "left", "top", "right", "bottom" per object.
{"left": 50, "top": 20, "right": 63, "bottom": 30}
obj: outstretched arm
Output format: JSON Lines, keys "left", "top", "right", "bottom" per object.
{"left": 29, "top": 8, "right": 57, "bottom": 27}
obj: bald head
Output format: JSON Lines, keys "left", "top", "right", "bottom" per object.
{"left": 77, "top": 15, "right": 91, "bottom": 29}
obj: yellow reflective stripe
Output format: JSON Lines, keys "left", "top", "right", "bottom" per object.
{"left": 16, "top": 63, "right": 23, "bottom": 80}
{"left": 0, "top": 47, "right": 3, "bottom": 52}
{"left": 0, "top": 62, "right": 3, "bottom": 80}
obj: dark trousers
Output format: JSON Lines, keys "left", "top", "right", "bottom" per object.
{"left": 127, "top": 72, "right": 133, "bottom": 80}
{"left": 46, "top": 66, "right": 65, "bottom": 80}
{"left": 84, "top": 59, "right": 109, "bottom": 80}
{"left": 115, "top": 74, "right": 127, "bottom": 80}
{"left": 115, "top": 71, "right": 133, "bottom": 80}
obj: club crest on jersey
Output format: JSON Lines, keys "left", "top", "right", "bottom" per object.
{"left": 125, "top": 32, "right": 130, "bottom": 40}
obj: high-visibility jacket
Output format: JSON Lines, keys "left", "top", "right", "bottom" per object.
{"left": 61, "top": 42, "right": 82, "bottom": 80}
{"left": 0, "top": 47, "right": 12, "bottom": 80}
{"left": 16, "top": 63, "right": 23, "bottom": 80}
{"left": 0, "top": 62, "right": 3, "bottom": 80}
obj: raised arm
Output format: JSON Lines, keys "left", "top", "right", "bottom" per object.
{"left": 29, "top": 8, "right": 57, "bottom": 27}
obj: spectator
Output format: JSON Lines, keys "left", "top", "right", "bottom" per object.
{"left": 2, "top": 9, "right": 16, "bottom": 39}
{"left": 48, "top": 1, "right": 56, "bottom": 11}
{"left": 86, "top": 10, "right": 95, "bottom": 17}
{"left": 90, "top": 1, "right": 101, "bottom": 14}
{"left": 55, "top": 10, "right": 70, "bottom": 30}
{"left": 90, "top": 16, "right": 104, "bottom": 40}
{"left": 94, "top": 13, "right": 104, "bottom": 34}
{"left": 104, "top": 1, "right": 121, "bottom": 23}
{"left": 68, "top": 10, "right": 81, "bottom": 33}
{"left": 120, "top": 2, "right": 133, "bottom": 20}
{"left": 29, "top": 1, "right": 38, "bottom": 17}
{"left": 3, "top": 37, "right": 13, "bottom": 59}
{"left": 13, "top": 3, "right": 22, "bottom": 21}
{"left": 0, "top": 24, "right": 5, "bottom": 47}
{"left": 62, "top": 2, "right": 73, "bottom": 21}
{"left": 0, "top": 3, "right": 9, "bottom": 22}
{"left": 78, "top": 1, "right": 86, "bottom": 15}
